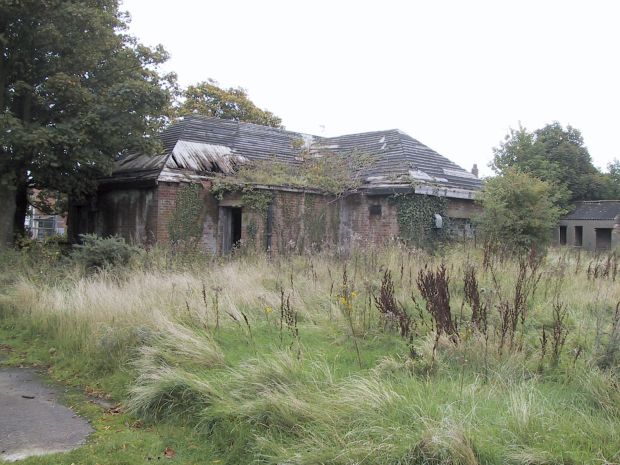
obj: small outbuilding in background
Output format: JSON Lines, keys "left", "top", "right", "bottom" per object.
{"left": 557, "top": 200, "right": 620, "bottom": 251}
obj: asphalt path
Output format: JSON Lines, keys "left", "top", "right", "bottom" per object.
{"left": 0, "top": 368, "right": 92, "bottom": 462}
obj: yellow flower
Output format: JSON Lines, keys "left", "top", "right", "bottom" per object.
{"left": 339, "top": 297, "right": 347, "bottom": 305}
{"left": 264, "top": 306, "right": 273, "bottom": 314}
{"left": 351, "top": 291, "right": 358, "bottom": 298}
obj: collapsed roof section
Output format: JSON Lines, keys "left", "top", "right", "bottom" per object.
{"left": 107, "top": 115, "right": 483, "bottom": 198}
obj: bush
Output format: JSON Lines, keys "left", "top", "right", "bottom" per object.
{"left": 71, "top": 234, "right": 139, "bottom": 270}
{"left": 475, "top": 169, "right": 564, "bottom": 255}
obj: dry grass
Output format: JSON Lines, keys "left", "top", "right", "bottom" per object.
{"left": 1, "top": 244, "right": 619, "bottom": 464}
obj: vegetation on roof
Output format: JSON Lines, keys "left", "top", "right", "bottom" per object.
{"left": 210, "top": 150, "right": 376, "bottom": 198}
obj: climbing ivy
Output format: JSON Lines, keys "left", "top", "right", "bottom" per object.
{"left": 168, "top": 183, "right": 204, "bottom": 245}
{"left": 390, "top": 193, "right": 448, "bottom": 250}
{"left": 246, "top": 218, "right": 258, "bottom": 245}
{"left": 211, "top": 182, "right": 271, "bottom": 213}
{"left": 240, "top": 189, "right": 272, "bottom": 215}
{"left": 304, "top": 195, "right": 327, "bottom": 249}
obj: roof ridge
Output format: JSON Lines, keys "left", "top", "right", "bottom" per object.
{"left": 324, "top": 128, "right": 400, "bottom": 139}
{"left": 574, "top": 200, "right": 620, "bottom": 203}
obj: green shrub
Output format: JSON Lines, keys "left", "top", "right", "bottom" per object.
{"left": 475, "top": 169, "right": 564, "bottom": 255}
{"left": 71, "top": 234, "right": 139, "bottom": 270}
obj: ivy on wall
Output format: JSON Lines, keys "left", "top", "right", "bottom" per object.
{"left": 304, "top": 195, "right": 327, "bottom": 250}
{"left": 211, "top": 183, "right": 271, "bottom": 214}
{"left": 240, "top": 189, "right": 271, "bottom": 215}
{"left": 168, "top": 183, "right": 204, "bottom": 245}
{"left": 246, "top": 218, "right": 258, "bottom": 245}
{"left": 390, "top": 193, "right": 448, "bottom": 250}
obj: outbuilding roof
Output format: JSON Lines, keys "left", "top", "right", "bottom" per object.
{"left": 110, "top": 115, "right": 483, "bottom": 195}
{"left": 562, "top": 201, "right": 620, "bottom": 221}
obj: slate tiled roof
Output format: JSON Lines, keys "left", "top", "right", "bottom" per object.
{"left": 111, "top": 115, "right": 483, "bottom": 194}
{"left": 562, "top": 201, "right": 620, "bottom": 221}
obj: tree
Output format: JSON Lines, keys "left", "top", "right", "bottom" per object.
{"left": 0, "top": 0, "right": 173, "bottom": 243}
{"left": 475, "top": 169, "right": 564, "bottom": 255}
{"left": 491, "top": 123, "right": 603, "bottom": 203}
{"left": 600, "top": 159, "right": 620, "bottom": 199}
{"left": 175, "top": 79, "right": 282, "bottom": 128}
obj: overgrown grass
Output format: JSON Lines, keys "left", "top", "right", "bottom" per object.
{"left": 1, "top": 244, "right": 619, "bottom": 464}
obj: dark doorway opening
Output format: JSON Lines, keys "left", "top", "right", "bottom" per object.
{"left": 574, "top": 226, "right": 583, "bottom": 247}
{"left": 222, "top": 207, "right": 243, "bottom": 253}
{"left": 595, "top": 228, "right": 612, "bottom": 250}
{"left": 559, "top": 226, "right": 567, "bottom": 245}
{"left": 231, "top": 207, "right": 242, "bottom": 247}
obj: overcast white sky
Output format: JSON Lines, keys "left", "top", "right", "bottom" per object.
{"left": 122, "top": 0, "right": 619, "bottom": 176}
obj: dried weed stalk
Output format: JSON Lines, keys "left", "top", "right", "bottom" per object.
{"left": 463, "top": 264, "right": 487, "bottom": 334}
{"left": 374, "top": 269, "right": 411, "bottom": 338}
{"left": 417, "top": 264, "right": 457, "bottom": 340}
{"left": 492, "top": 249, "right": 542, "bottom": 354}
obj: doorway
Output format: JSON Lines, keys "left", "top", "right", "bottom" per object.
{"left": 221, "top": 207, "right": 242, "bottom": 253}
{"left": 559, "top": 226, "right": 567, "bottom": 245}
{"left": 574, "top": 226, "right": 583, "bottom": 247}
{"left": 595, "top": 228, "right": 612, "bottom": 251}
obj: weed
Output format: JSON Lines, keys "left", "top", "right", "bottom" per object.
{"left": 463, "top": 264, "right": 487, "bottom": 334}
{"left": 374, "top": 269, "right": 411, "bottom": 338}
{"left": 550, "top": 299, "right": 569, "bottom": 366}
{"left": 338, "top": 265, "right": 362, "bottom": 368}
{"left": 417, "top": 264, "right": 457, "bottom": 339}
{"left": 279, "top": 287, "right": 300, "bottom": 357}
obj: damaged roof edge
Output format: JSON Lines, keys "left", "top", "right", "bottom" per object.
{"left": 361, "top": 184, "right": 480, "bottom": 199}
{"left": 168, "top": 140, "right": 248, "bottom": 174}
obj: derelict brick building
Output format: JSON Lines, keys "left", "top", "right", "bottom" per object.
{"left": 69, "top": 116, "right": 483, "bottom": 253}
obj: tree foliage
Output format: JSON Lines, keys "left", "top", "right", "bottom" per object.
{"left": 475, "top": 169, "right": 563, "bottom": 254}
{"left": 491, "top": 123, "right": 605, "bottom": 203}
{"left": 0, "top": 0, "right": 174, "bottom": 239}
{"left": 175, "top": 79, "right": 282, "bottom": 128}
{"left": 600, "top": 159, "right": 620, "bottom": 199}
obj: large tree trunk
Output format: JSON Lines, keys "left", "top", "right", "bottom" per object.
{"left": 12, "top": 177, "right": 28, "bottom": 240}
{"left": 0, "top": 179, "right": 16, "bottom": 248}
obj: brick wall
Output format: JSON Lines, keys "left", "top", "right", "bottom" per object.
{"left": 200, "top": 183, "right": 219, "bottom": 253}
{"left": 270, "top": 191, "right": 338, "bottom": 253}
{"left": 74, "top": 183, "right": 480, "bottom": 252}
{"left": 154, "top": 182, "right": 178, "bottom": 244}
{"left": 446, "top": 198, "right": 481, "bottom": 219}
{"left": 217, "top": 190, "right": 339, "bottom": 254}
{"left": 155, "top": 180, "right": 215, "bottom": 247}
{"left": 215, "top": 190, "right": 478, "bottom": 254}
{"left": 339, "top": 195, "right": 399, "bottom": 250}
